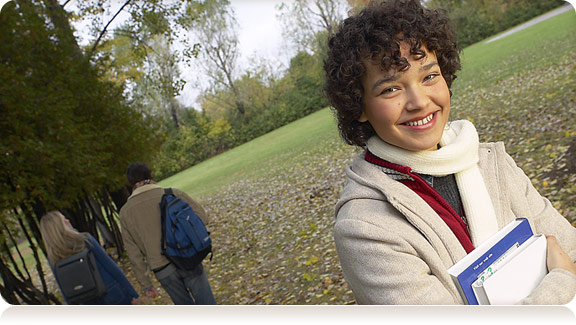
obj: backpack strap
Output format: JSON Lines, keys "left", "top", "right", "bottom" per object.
{"left": 160, "top": 188, "right": 174, "bottom": 254}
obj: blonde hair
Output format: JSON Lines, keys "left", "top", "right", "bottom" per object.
{"left": 40, "top": 211, "right": 88, "bottom": 264}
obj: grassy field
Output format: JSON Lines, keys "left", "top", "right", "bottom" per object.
{"left": 458, "top": 9, "right": 576, "bottom": 87}
{"left": 154, "top": 8, "right": 576, "bottom": 305}
{"left": 160, "top": 108, "right": 342, "bottom": 198}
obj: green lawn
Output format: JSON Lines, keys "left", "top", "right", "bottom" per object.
{"left": 160, "top": 108, "right": 341, "bottom": 197}
{"left": 457, "top": 10, "right": 576, "bottom": 88}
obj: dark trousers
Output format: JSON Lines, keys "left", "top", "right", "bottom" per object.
{"left": 154, "top": 262, "right": 216, "bottom": 305}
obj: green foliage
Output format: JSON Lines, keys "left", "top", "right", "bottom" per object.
{"left": 74, "top": 0, "right": 195, "bottom": 58}
{"left": 151, "top": 110, "right": 216, "bottom": 180}
{"left": 234, "top": 50, "right": 328, "bottom": 140}
{"left": 152, "top": 47, "right": 329, "bottom": 180}
{"left": 428, "top": 0, "right": 566, "bottom": 48}
{"left": 0, "top": 1, "right": 157, "bottom": 214}
{"left": 85, "top": 0, "right": 203, "bottom": 129}
{"left": 281, "top": 51, "right": 329, "bottom": 117}
{"left": 449, "top": 6, "right": 496, "bottom": 47}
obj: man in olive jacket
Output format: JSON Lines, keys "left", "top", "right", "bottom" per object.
{"left": 119, "top": 162, "right": 216, "bottom": 304}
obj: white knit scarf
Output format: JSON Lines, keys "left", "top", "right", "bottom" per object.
{"left": 366, "top": 120, "right": 499, "bottom": 246}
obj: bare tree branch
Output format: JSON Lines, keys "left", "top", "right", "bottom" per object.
{"left": 88, "top": 0, "right": 133, "bottom": 58}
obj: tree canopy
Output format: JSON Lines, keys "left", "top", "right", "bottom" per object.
{"left": 0, "top": 0, "right": 158, "bottom": 304}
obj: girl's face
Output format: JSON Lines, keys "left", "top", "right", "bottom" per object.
{"left": 359, "top": 44, "right": 450, "bottom": 151}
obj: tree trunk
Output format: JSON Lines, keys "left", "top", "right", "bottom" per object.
{"left": 102, "top": 188, "right": 126, "bottom": 255}
{"left": 169, "top": 100, "right": 180, "bottom": 128}
{"left": 0, "top": 242, "right": 60, "bottom": 304}
{"left": 3, "top": 223, "right": 30, "bottom": 280}
{"left": 42, "top": 0, "right": 84, "bottom": 60}
{"left": 17, "top": 211, "right": 51, "bottom": 300}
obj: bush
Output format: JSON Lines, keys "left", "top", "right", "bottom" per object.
{"left": 151, "top": 50, "right": 329, "bottom": 180}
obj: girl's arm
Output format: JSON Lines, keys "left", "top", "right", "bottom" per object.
{"left": 334, "top": 199, "right": 461, "bottom": 304}
{"left": 87, "top": 234, "right": 139, "bottom": 299}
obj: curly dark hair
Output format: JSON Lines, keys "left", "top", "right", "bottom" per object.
{"left": 324, "top": 0, "right": 461, "bottom": 147}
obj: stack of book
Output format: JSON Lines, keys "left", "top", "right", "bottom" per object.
{"left": 448, "top": 218, "right": 548, "bottom": 305}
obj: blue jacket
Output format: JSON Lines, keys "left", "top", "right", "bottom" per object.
{"left": 56, "top": 234, "right": 139, "bottom": 305}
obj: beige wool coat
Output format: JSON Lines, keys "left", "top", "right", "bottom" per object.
{"left": 334, "top": 142, "right": 576, "bottom": 304}
{"left": 119, "top": 184, "right": 209, "bottom": 290}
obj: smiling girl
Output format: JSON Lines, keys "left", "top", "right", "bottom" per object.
{"left": 324, "top": 0, "right": 576, "bottom": 304}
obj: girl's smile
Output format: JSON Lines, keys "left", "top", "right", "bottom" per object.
{"left": 401, "top": 111, "right": 437, "bottom": 128}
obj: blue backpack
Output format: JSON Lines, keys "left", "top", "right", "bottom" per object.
{"left": 160, "top": 188, "right": 212, "bottom": 270}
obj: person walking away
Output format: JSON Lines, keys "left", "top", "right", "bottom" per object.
{"left": 119, "top": 162, "right": 217, "bottom": 305}
{"left": 40, "top": 211, "right": 139, "bottom": 305}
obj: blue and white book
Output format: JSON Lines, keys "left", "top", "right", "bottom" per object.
{"left": 447, "top": 218, "right": 535, "bottom": 305}
{"left": 471, "top": 234, "right": 547, "bottom": 305}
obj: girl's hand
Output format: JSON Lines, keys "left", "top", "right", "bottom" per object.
{"left": 546, "top": 235, "right": 576, "bottom": 275}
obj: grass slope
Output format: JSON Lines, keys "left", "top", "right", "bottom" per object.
{"left": 457, "top": 9, "right": 576, "bottom": 88}
{"left": 160, "top": 107, "right": 341, "bottom": 197}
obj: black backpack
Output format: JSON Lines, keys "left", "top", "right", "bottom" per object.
{"left": 53, "top": 249, "right": 107, "bottom": 304}
{"left": 160, "top": 188, "right": 212, "bottom": 270}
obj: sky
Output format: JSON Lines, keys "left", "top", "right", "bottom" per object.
{"left": 178, "top": 0, "right": 293, "bottom": 107}
{"left": 232, "top": 0, "right": 291, "bottom": 66}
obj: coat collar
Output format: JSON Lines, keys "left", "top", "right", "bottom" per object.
{"left": 337, "top": 153, "right": 468, "bottom": 265}
{"left": 336, "top": 141, "right": 505, "bottom": 266}
{"left": 129, "top": 183, "right": 162, "bottom": 199}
